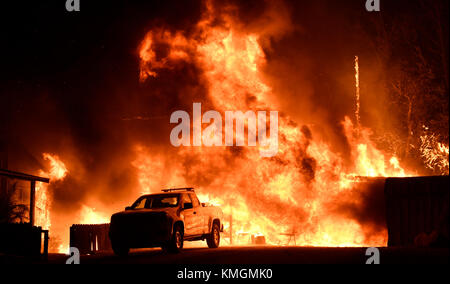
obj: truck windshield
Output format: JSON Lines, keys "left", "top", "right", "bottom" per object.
{"left": 131, "top": 194, "right": 179, "bottom": 209}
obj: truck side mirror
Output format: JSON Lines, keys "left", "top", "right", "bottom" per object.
{"left": 183, "top": 203, "right": 193, "bottom": 210}
{"left": 125, "top": 206, "right": 132, "bottom": 211}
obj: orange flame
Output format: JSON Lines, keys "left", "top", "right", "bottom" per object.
{"left": 136, "top": 3, "right": 415, "bottom": 247}
{"left": 78, "top": 205, "right": 109, "bottom": 225}
{"left": 35, "top": 154, "right": 68, "bottom": 230}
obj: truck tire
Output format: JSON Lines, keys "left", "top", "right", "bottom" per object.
{"left": 207, "top": 223, "right": 220, "bottom": 248}
{"left": 166, "top": 224, "right": 184, "bottom": 253}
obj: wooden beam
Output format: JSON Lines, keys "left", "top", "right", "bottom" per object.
{"left": 0, "top": 169, "right": 49, "bottom": 183}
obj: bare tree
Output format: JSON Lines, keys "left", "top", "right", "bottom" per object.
{"left": 365, "top": 0, "right": 449, "bottom": 172}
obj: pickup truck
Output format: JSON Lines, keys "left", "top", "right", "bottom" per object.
{"left": 109, "top": 188, "right": 223, "bottom": 256}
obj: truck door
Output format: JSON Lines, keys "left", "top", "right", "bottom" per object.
{"left": 181, "top": 194, "right": 196, "bottom": 236}
{"left": 189, "top": 193, "right": 206, "bottom": 235}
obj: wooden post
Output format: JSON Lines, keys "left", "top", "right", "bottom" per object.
{"left": 30, "top": 180, "right": 36, "bottom": 227}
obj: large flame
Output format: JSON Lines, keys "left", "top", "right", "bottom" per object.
{"left": 35, "top": 154, "right": 68, "bottom": 230}
{"left": 136, "top": 2, "right": 414, "bottom": 247}
{"left": 36, "top": 154, "right": 111, "bottom": 253}
{"left": 39, "top": 1, "right": 446, "bottom": 252}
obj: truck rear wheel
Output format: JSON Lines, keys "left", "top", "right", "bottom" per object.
{"left": 207, "top": 223, "right": 220, "bottom": 248}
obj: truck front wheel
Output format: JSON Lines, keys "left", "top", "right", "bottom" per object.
{"left": 207, "top": 223, "right": 220, "bottom": 248}
{"left": 165, "top": 224, "right": 184, "bottom": 253}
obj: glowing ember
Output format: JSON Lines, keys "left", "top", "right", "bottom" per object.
{"left": 354, "top": 56, "right": 361, "bottom": 130}
{"left": 420, "top": 126, "right": 449, "bottom": 175}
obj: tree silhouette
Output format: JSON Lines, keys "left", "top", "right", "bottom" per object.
{"left": 0, "top": 182, "right": 29, "bottom": 224}
{"left": 366, "top": 0, "right": 449, "bottom": 174}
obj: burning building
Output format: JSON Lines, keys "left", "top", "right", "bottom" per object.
{"left": 1, "top": 0, "right": 448, "bottom": 254}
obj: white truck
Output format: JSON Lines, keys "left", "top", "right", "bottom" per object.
{"left": 109, "top": 188, "right": 223, "bottom": 256}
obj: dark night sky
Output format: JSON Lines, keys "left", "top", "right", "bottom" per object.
{"left": 1, "top": 0, "right": 411, "bottom": 154}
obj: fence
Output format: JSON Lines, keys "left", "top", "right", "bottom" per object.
{"left": 385, "top": 176, "right": 449, "bottom": 247}
{"left": 70, "top": 224, "right": 111, "bottom": 255}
